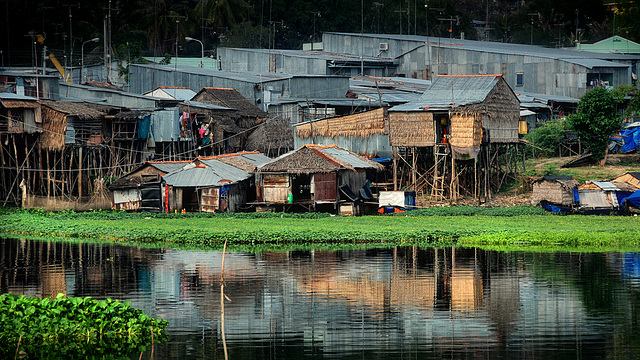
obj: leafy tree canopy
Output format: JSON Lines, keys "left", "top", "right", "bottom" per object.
{"left": 567, "top": 87, "right": 622, "bottom": 161}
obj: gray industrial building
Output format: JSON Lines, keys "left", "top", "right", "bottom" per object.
{"left": 321, "top": 32, "right": 639, "bottom": 99}
{"left": 128, "top": 63, "right": 350, "bottom": 112}
{"left": 217, "top": 47, "right": 397, "bottom": 77}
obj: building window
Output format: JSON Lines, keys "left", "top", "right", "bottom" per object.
{"left": 516, "top": 73, "right": 524, "bottom": 87}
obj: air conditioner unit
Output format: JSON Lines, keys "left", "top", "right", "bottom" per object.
{"left": 379, "top": 42, "right": 389, "bottom": 51}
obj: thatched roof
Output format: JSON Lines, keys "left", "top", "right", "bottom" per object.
{"left": 40, "top": 100, "right": 105, "bottom": 120}
{"left": 259, "top": 144, "right": 383, "bottom": 174}
{"left": 193, "top": 87, "right": 267, "bottom": 118}
{"left": 245, "top": 117, "right": 293, "bottom": 157}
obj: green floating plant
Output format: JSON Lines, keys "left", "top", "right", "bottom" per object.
{"left": 0, "top": 293, "right": 168, "bottom": 360}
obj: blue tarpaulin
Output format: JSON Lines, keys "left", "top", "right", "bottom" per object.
{"left": 137, "top": 114, "right": 151, "bottom": 140}
{"left": 621, "top": 190, "right": 640, "bottom": 208}
{"left": 621, "top": 124, "right": 640, "bottom": 153}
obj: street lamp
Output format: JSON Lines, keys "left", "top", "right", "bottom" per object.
{"left": 185, "top": 36, "right": 204, "bottom": 67}
{"left": 81, "top": 37, "right": 99, "bottom": 83}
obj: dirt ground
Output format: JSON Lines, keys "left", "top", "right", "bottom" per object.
{"left": 415, "top": 153, "right": 640, "bottom": 208}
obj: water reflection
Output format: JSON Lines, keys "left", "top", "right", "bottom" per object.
{"left": 1, "top": 238, "right": 639, "bottom": 359}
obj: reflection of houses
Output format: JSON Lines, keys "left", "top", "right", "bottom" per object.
{"left": 256, "top": 144, "right": 383, "bottom": 212}
{"left": 388, "top": 74, "right": 521, "bottom": 200}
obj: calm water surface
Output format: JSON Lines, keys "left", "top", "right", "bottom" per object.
{"left": 1, "top": 238, "right": 640, "bottom": 359}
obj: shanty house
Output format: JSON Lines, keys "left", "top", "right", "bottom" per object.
{"left": 577, "top": 180, "right": 639, "bottom": 212}
{"left": 191, "top": 87, "right": 267, "bottom": 153}
{"left": 163, "top": 158, "right": 253, "bottom": 213}
{"left": 531, "top": 175, "right": 579, "bottom": 208}
{"left": 613, "top": 172, "right": 640, "bottom": 189}
{"left": 0, "top": 93, "right": 41, "bottom": 134}
{"left": 256, "top": 144, "right": 383, "bottom": 213}
{"left": 109, "top": 161, "right": 189, "bottom": 212}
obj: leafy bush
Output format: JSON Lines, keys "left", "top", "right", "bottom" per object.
{"left": 524, "top": 118, "right": 568, "bottom": 157}
{"left": 0, "top": 293, "right": 168, "bottom": 359}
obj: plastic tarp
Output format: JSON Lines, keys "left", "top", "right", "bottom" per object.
{"left": 137, "top": 114, "right": 151, "bottom": 140}
{"left": 622, "top": 190, "right": 640, "bottom": 208}
{"left": 621, "top": 124, "right": 640, "bottom": 153}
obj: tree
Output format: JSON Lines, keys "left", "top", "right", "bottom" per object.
{"left": 567, "top": 87, "right": 621, "bottom": 163}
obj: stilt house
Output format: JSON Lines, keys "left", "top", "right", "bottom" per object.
{"left": 388, "top": 74, "right": 521, "bottom": 200}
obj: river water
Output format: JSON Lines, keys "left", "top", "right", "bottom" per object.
{"left": 1, "top": 237, "right": 639, "bottom": 359}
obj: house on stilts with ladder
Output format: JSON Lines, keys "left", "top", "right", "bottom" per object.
{"left": 387, "top": 74, "right": 522, "bottom": 202}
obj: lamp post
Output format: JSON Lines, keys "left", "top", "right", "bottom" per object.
{"left": 81, "top": 37, "right": 99, "bottom": 83}
{"left": 185, "top": 36, "right": 204, "bottom": 67}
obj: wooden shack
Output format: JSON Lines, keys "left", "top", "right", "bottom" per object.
{"left": 256, "top": 144, "right": 383, "bottom": 213}
{"left": 612, "top": 172, "right": 640, "bottom": 189}
{"left": 531, "top": 175, "right": 579, "bottom": 207}
{"left": 162, "top": 158, "right": 253, "bottom": 213}
{"left": 109, "top": 161, "right": 188, "bottom": 212}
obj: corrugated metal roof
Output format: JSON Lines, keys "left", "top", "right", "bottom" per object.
{"left": 390, "top": 75, "right": 499, "bottom": 112}
{"left": 222, "top": 47, "right": 395, "bottom": 64}
{"left": 160, "top": 88, "right": 197, "bottom": 101}
{"left": 135, "top": 63, "right": 292, "bottom": 84}
{"left": 0, "top": 93, "right": 39, "bottom": 101}
{"left": 327, "top": 32, "right": 637, "bottom": 64}
{"left": 591, "top": 181, "right": 621, "bottom": 191}
{"left": 163, "top": 160, "right": 251, "bottom": 187}
{"left": 319, "top": 146, "right": 380, "bottom": 169}
{"left": 148, "top": 162, "right": 189, "bottom": 174}
{"left": 232, "top": 152, "right": 272, "bottom": 167}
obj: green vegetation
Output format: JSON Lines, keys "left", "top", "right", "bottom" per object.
{"left": 0, "top": 293, "right": 168, "bottom": 360}
{"left": 524, "top": 118, "right": 570, "bottom": 158}
{"left": 567, "top": 87, "right": 622, "bottom": 162}
{"left": 1, "top": 208, "right": 639, "bottom": 253}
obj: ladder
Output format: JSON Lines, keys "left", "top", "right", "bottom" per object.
{"left": 431, "top": 144, "right": 449, "bottom": 201}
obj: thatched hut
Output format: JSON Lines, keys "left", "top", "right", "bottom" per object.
{"left": 40, "top": 100, "right": 106, "bottom": 150}
{"left": 387, "top": 74, "right": 521, "bottom": 200}
{"left": 389, "top": 74, "right": 519, "bottom": 149}
{"left": 256, "top": 144, "right": 383, "bottom": 213}
{"left": 531, "top": 175, "right": 579, "bottom": 207}
{"left": 0, "top": 93, "right": 41, "bottom": 135}
{"left": 294, "top": 108, "right": 389, "bottom": 157}
{"left": 245, "top": 117, "right": 293, "bottom": 157}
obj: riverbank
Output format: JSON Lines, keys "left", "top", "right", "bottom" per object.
{"left": 1, "top": 208, "right": 638, "bottom": 252}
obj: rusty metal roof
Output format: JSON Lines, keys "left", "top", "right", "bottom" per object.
{"left": 163, "top": 159, "right": 251, "bottom": 187}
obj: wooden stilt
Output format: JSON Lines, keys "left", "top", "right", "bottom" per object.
{"left": 392, "top": 146, "right": 398, "bottom": 191}
{"left": 78, "top": 147, "right": 83, "bottom": 199}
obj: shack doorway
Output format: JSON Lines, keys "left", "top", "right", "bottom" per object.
{"left": 291, "top": 174, "right": 312, "bottom": 201}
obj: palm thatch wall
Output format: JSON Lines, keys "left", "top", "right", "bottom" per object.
{"left": 477, "top": 78, "right": 520, "bottom": 143}
{"left": 449, "top": 112, "right": 482, "bottom": 148}
{"left": 531, "top": 176, "right": 578, "bottom": 206}
{"left": 388, "top": 111, "right": 435, "bottom": 147}
{"left": 296, "top": 108, "right": 386, "bottom": 140}
{"left": 245, "top": 117, "right": 293, "bottom": 157}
